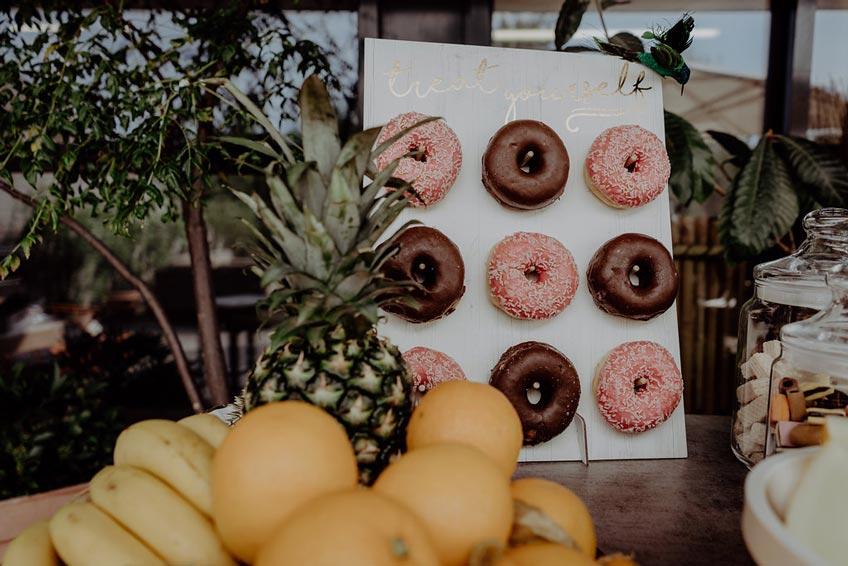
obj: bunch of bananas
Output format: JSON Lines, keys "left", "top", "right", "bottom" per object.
{"left": 4, "top": 413, "right": 235, "bottom": 566}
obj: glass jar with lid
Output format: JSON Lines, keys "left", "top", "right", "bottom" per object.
{"left": 765, "top": 269, "right": 848, "bottom": 457}
{"left": 731, "top": 208, "right": 848, "bottom": 467}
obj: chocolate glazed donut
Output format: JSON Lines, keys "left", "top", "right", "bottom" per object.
{"left": 482, "top": 120, "right": 570, "bottom": 210}
{"left": 379, "top": 226, "right": 465, "bottom": 323}
{"left": 490, "top": 341, "right": 580, "bottom": 446}
{"left": 587, "top": 233, "right": 679, "bottom": 321}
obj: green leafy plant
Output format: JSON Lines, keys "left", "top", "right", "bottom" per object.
{"left": 0, "top": 330, "right": 180, "bottom": 499}
{"left": 0, "top": 4, "right": 336, "bottom": 407}
{"left": 715, "top": 131, "right": 848, "bottom": 259}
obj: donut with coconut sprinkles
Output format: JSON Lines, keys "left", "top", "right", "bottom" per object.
{"left": 487, "top": 232, "right": 578, "bottom": 320}
{"left": 584, "top": 125, "right": 671, "bottom": 209}
{"left": 374, "top": 112, "right": 462, "bottom": 207}
{"left": 402, "top": 347, "right": 467, "bottom": 403}
{"left": 594, "top": 341, "right": 683, "bottom": 433}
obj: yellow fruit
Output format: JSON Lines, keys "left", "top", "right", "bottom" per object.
{"left": 2, "top": 519, "right": 60, "bottom": 566}
{"left": 114, "top": 419, "right": 215, "bottom": 515}
{"left": 211, "top": 401, "right": 358, "bottom": 564}
{"left": 406, "top": 380, "right": 522, "bottom": 477}
{"left": 256, "top": 490, "right": 440, "bottom": 566}
{"left": 501, "top": 543, "right": 598, "bottom": 566}
{"left": 89, "top": 466, "right": 235, "bottom": 566}
{"left": 48, "top": 502, "right": 164, "bottom": 566}
{"left": 374, "top": 443, "right": 513, "bottom": 566}
{"left": 178, "top": 413, "right": 230, "bottom": 449}
{"left": 511, "top": 478, "right": 596, "bottom": 558}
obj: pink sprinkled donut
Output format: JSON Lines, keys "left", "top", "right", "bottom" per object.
{"left": 402, "top": 347, "right": 467, "bottom": 402}
{"left": 594, "top": 341, "right": 683, "bottom": 433}
{"left": 487, "top": 232, "right": 578, "bottom": 320}
{"left": 375, "top": 112, "right": 462, "bottom": 207}
{"left": 584, "top": 125, "right": 671, "bottom": 209}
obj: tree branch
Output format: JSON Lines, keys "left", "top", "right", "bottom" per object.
{"left": 0, "top": 181, "right": 204, "bottom": 413}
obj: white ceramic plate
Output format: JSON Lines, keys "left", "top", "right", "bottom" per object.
{"left": 742, "top": 447, "right": 826, "bottom": 566}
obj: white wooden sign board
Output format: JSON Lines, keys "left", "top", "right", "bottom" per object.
{"left": 364, "top": 38, "right": 687, "bottom": 461}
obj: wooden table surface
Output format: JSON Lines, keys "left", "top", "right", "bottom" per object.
{"left": 515, "top": 414, "right": 756, "bottom": 566}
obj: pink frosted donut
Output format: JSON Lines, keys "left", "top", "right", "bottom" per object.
{"left": 402, "top": 347, "right": 467, "bottom": 402}
{"left": 487, "top": 232, "right": 578, "bottom": 320}
{"left": 594, "top": 341, "right": 683, "bottom": 433}
{"left": 375, "top": 112, "right": 462, "bottom": 207}
{"left": 584, "top": 125, "right": 671, "bottom": 208}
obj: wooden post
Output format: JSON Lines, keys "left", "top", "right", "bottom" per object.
{"left": 763, "top": 0, "right": 816, "bottom": 136}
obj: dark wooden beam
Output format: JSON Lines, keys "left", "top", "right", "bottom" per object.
{"left": 356, "top": 0, "right": 493, "bottom": 45}
{"left": 763, "top": 0, "right": 815, "bottom": 136}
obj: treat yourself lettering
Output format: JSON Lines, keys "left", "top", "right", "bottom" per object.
{"left": 384, "top": 59, "right": 651, "bottom": 132}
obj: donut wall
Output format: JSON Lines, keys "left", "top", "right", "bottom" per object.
{"left": 364, "top": 39, "right": 687, "bottom": 462}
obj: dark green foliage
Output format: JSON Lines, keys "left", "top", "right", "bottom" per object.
{"left": 664, "top": 111, "right": 716, "bottom": 205}
{"left": 774, "top": 135, "right": 848, "bottom": 208}
{"left": 0, "top": 330, "right": 179, "bottom": 498}
{"left": 0, "top": 4, "right": 335, "bottom": 278}
{"left": 707, "top": 130, "right": 752, "bottom": 168}
{"left": 719, "top": 134, "right": 800, "bottom": 260}
{"left": 716, "top": 132, "right": 848, "bottom": 260}
{"left": 555, "top": 0, "right": 591, "bottom": 50}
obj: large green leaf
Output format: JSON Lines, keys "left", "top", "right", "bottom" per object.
{"left": 719, "top": 134, "right": 800, "bottom": 259}
{"left": 774, "top": 135, "right": 848, "bottom": 208}
{"left": 324, "top": 170, "right": 361, "bottom": 254}
{"left": 333, "top": 127, "right": 382, "bottom": 205}
{"left": 231, "top": 190, "right": 309, "bottom": 272}
{"left": 555, "top": 0, "right": 590, "bottom": 50}
{"left": 664, "top": 111, "right": 716, "bottom": 205}
{"left": 286, "top": 162, "right": 326, "bottom": 216}
{"left": 302, "top": 208, "right": 336, "bottom": 279}
{"left": 266, "top": 175, "right": 307, "bottom": 236}
{"left": 300, "top": 75, "right": 341, "bottom": 185}
{"left": 706, "top": 130, "right": 751, "bottom": 169}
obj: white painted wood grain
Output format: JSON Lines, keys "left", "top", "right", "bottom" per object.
{"left": 364, "top": 38, "right": 687, "bottom": 461}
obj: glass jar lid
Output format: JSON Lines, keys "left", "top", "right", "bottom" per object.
{"left": 780, "top": 269, "right": 848, "bottom": 380}
{"left": 755, "top": 208, "right": 848, "bottom": 308}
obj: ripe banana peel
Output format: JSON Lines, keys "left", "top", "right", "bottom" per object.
{"left": 48, "top": 501, "right": 164, "bottom": 566}
{"left": 178, "top": 412, "right": 231, "bottom": 449}
{"left": 114, "top": 419, "right": 215, "bottom": 515}
{"left": 2, "top": 519, "right": 60, "bottom": 566}
{"left": 89, "top": 465, "right": 236, "bottom": 566}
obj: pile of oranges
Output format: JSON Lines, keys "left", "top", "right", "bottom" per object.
{"left": 212, "top": 380, "right": 634, "bottom": 566}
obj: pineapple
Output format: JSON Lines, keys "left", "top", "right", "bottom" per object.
{"left": 223, "top": 75, "right": 433, "bottom": 484}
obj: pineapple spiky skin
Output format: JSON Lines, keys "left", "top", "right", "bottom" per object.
{"left": 242, "top": 327, "right": 412, "bottom": 485}
{"left": 219, "top": 74, "right": 436, "bottom": 485}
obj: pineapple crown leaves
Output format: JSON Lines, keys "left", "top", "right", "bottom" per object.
{"left": 214, "top": 75, "right": 436, "bottom": 348}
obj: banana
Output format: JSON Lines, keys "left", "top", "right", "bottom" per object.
{"left": 2, "top": 519, "right": 60, "bottom": 566}
{"left": 90, "top": 465, "right": 237, "bottom": 566}
{"left": 48, "top": 501, "right": 164, "bottom": 566}
{"left": 178, "top": 413, "right": 231, "bottom": 449}
{"left": 114, "top": 419, "right": 215, "bottom": 516}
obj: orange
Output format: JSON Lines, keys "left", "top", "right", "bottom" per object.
{"left": 511, "top": 478, "right": 596, "bottom": 558}
{"left": 373, "top": 443, "right": 513, "bottom": 566}
{"left": 501, "top": 543, "right": 599, "bottom": 566}
{"left": 256, "top": 489, "right": 440, "bottom": 566}
{"left": 211, "top": 401, "right": 358, "bottom": 564}
{"left": 406, "top": 380, "right": 522, "bottom": 477}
